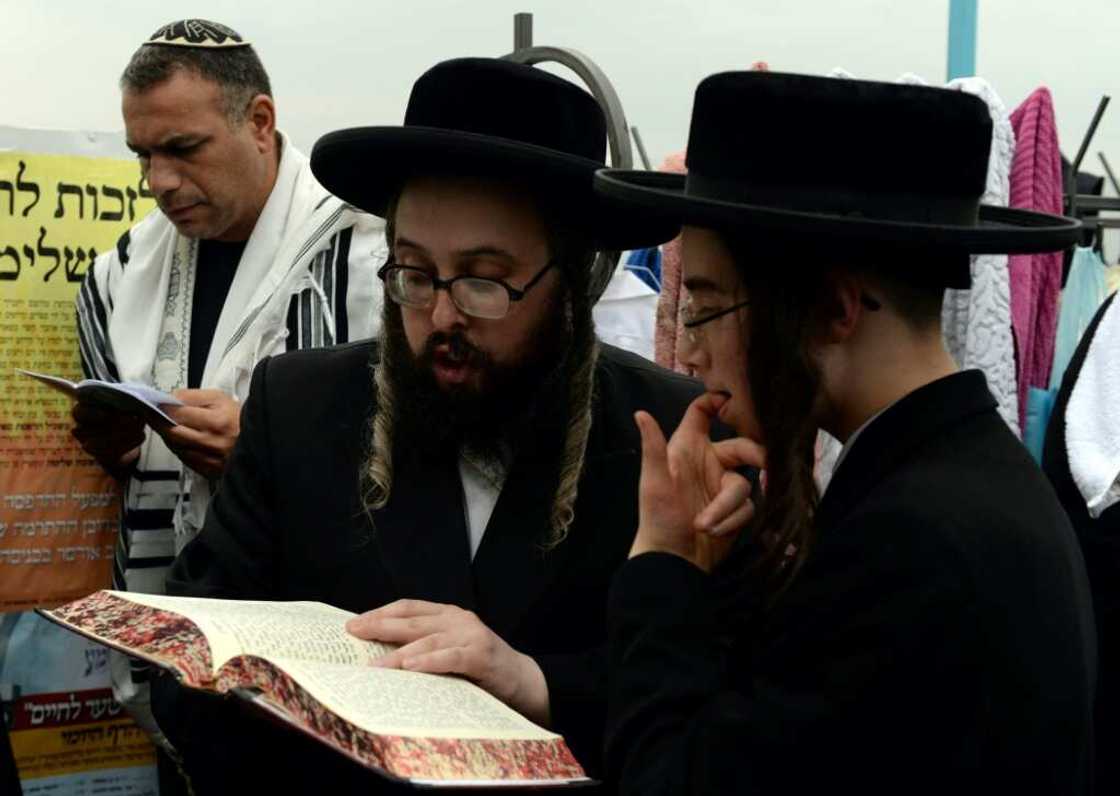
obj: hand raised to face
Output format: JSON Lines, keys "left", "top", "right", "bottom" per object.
{"left": 630, "top": 393, "right": 766, "bottom": 573}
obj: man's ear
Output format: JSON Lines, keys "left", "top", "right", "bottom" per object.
{"left": 819, "top": 269, "right": 864, "bottom": 344}
{"left": 245, "top": 94, "right": 277, "bottom": 153}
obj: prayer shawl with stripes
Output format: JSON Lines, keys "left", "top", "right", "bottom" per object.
{"left": 74, "top": 132, "right": 384, "bottom": 740}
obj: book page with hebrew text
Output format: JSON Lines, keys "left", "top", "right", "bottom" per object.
{"left": 112, "top": 592, "right": 393, "bottom": 671}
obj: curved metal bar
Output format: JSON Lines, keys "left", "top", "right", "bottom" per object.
{"left": 502, "top": 45, "right": 634, "bottom": 300}
{"left": 502, "top": 46, "right": 633, "bottom": 170}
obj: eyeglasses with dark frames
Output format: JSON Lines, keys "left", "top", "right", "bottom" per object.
{"left": 377, "top": 261, "right": 555, "bottom": 320}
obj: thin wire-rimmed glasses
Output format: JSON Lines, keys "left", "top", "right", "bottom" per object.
{"left": 377, "top": 261, "right": 555, "bottom": 320}
{"left": 681, "top": 300, "right": 750, "bottom": 346}
{"left": 679, "top": 292, "right": 882, "bottom": 346}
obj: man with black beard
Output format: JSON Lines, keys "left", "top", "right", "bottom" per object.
{"left": 151, "top": 58, "right": 746, "bottom": 793}
{"left": 386, "top": 261, "right": 571, "bottom": 475}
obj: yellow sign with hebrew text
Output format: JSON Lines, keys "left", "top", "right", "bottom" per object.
{"left": 0, "top": 150, "right": 156, "bottom": 611}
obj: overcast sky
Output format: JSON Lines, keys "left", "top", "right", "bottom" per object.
{"left": 4, "top": 0, "right": 1117, "bottom": 197}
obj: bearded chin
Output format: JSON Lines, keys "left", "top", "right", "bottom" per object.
{"left": 378, "top": 300, "right": 572, "bottom": 466}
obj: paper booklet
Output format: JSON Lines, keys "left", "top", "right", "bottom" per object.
{"left": 17, "top": 369, "right": 182, "bottom": 427}
{"left": 39, "top": 590, "right": 589, "bottom": 788}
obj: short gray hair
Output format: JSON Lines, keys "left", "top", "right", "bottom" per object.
{"left": 120, "top": 43, "right": 273, "bottom": 123}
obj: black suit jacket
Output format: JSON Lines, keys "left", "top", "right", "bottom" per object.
{"left": 153, "top": 340, "right": 705, "bottom": 792}
{"left": 1044, "top": 292, "right": 1119, "bottom": 793}
{"left": 0, "top": 720, "right": 20, "bottom": 796}
{"left": 607, "top": 370, "right": 1097, "bottom": 795}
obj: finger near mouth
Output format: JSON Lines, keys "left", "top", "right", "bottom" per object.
{"left": 708, "top": 390, "right": 733, "bottom": 418}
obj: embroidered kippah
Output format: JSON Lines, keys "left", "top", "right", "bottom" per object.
{"left": 145, "top": 19, "right": 250, "bottom": 48}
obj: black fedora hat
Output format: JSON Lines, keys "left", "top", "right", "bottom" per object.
{"left": 311, "top": 57, "right": 677, "bottom": 252}
{"left": 594, "top": 72, "right": 1081, "bottom": 284}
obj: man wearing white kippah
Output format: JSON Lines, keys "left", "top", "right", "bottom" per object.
{"left": 70, "top": 18, "right": 385, "bottom": 767}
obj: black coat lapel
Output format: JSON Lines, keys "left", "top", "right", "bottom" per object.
{"left": 469, "top": 449, "right": 570, "bottom": 639}
{"left": 371, "top": 453, "right": 477, "bottom": 610}
{"left": 470, "top": 414, "right": 640, "bottom": 640}
{"left": 817, "top": 370, "right": 997, "bottom": 532}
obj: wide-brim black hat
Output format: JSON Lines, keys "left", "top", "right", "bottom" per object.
{"left": 312, "top": 58, "right": 678, "bottom": 252}
{"left": 594, "top": 72, "right": 1081, "bottom": 285}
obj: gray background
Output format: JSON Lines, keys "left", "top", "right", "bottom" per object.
{"left": 4, "top": 0, "right": 1117, "bottom": 240}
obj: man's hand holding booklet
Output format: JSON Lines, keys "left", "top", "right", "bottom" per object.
{"left": 17, "top": 369, "right": 183, "bottom": 427}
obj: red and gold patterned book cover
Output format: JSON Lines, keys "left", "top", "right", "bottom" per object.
{"left": 42, "top": 589, "right": 214, "bottom": 686}
{"left": 223, "top": 657, "right": 587, "bottom": 785}
{"left": 40, "top": 590, "right": 590, "bottom": 787}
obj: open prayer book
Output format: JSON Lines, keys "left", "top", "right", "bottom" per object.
{"left": 18, "top": 369, "right": 181, "bottom": 427}
{"left": 39, "top": 590, "right": 589, "bottom": 788}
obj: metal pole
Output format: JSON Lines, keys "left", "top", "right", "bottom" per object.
{"left": 514, "top": 13, "right": 533, "bottom": 51}
{"left": 946, "top": 0, "right": 978, "bottom": 80}
{"left": 630, "top": 126, "right": 652, "bottom": 170}
{"left": 1072, "top": 96, "right": 1110, "bottom": 173}
{"left": 1099, "top": 152, "right": 1120, "bottom": 197}
{"left": 1068, "top": 96, "right": 1111, "bottom": 219}
{"left": 1070, "top": 196, "right": 1120, "bottom": 212}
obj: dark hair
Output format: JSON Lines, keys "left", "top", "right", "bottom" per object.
{"left": 862, "top": 263, "right": 951, "bottom": 331}
{"left": 365, "top": 178, "right": 599, "bottom": 545}
{"left": 120, "top": 44, "right": 272, "bottom": 122}
{"left": 726, "top": 240, "right": 950, "bottom": 602}
{"left": 727, "top": 239, "right": 824, "bottom": 601}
